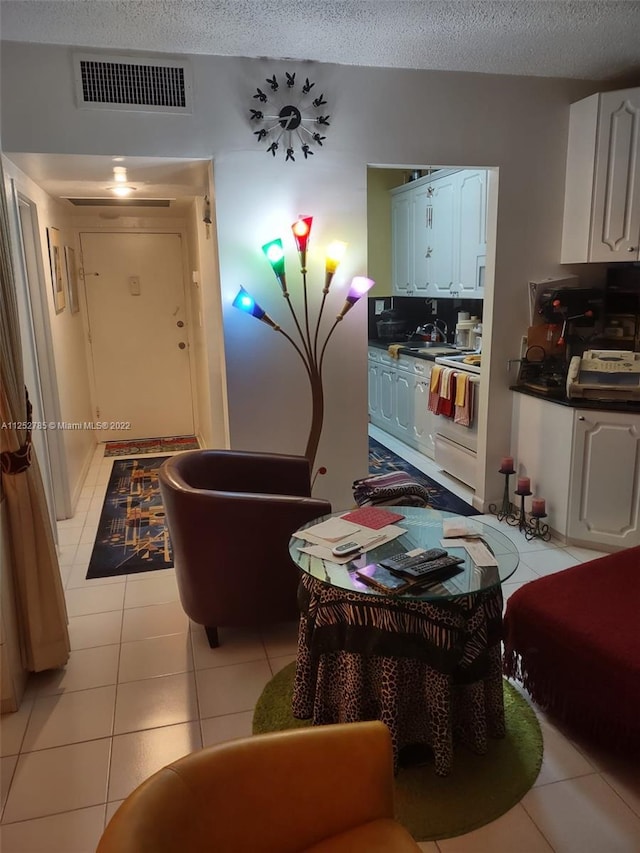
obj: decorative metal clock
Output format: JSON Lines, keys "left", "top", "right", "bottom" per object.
{"left": 250, "top": 72, "right": 330, "bottom": 162}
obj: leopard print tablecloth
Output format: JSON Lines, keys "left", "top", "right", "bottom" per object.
{"left": 292, "top": 574, "right": 505, "bottom": 776}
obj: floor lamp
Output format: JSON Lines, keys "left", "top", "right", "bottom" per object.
{"left": 233, "top": 216, "right": 374, "bottom": 472}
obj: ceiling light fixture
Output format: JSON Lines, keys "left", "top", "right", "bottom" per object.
{"left": 109, "top": 185, "right": 136, "bottom": 197}
{"left": 113, "top": 166, "right": 128, "bottom": 183}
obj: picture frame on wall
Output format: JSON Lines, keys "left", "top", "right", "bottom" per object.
{"left": 46, "top": 227, "right": 65, "bottom": 314}
{"left": 64, "top": 246, "right": 79, "bottom": 314}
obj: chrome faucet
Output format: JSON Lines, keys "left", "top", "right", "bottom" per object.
{"left": 434, "top": 318, "right": 448, "bottom": 342}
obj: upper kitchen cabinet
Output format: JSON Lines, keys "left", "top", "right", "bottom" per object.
{"left": 561, "top": 87, "right": 640, "bottom": 263}
{"left": 391, "top": 189, "right": 413, "bottom": 294}
{"left": 391, "top": 169, "right": 487, "bottom": 298}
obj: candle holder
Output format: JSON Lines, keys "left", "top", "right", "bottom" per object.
{"left": 489, "top": 468, "right": 518, "bottom": 522}
{"left": 506, "top": 486, "right": 533, "bottom": 533}
{"left": 525, "top": 511, "right": 551, "bottom": 542}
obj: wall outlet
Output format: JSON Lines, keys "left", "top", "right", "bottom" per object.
{"left": 374, "top": 300, "right": 385, "bottom": 315}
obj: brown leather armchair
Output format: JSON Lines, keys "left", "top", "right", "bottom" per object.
{"left": 97, "top": 721, "right": 421, "bottom": 853}
{"left": 158, "top": 449, "right": 331, "bottom": 647}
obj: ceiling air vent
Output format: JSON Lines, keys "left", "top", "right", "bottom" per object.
{"left": 73, "top": 53, "right": 192, "bottom": 114}
{"left": 65, "top": 198, "right": 173, "bottom": 207}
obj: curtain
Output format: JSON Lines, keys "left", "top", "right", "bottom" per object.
{"left": 0, "top": 160, "right": 70, "bottom": 671}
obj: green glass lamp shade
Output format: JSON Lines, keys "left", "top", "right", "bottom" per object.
{"left": 262, "top": 238, "right": 287, "bottom": 293}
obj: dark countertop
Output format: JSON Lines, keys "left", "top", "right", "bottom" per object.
{"left": 368, "top": 339, "right": 458, "bottom": 362}
{"left": 510, "top": 384, "right": 640, "bottom": 414}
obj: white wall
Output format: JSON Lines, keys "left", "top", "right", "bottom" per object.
{"left": 2, "top": 156, "right": 95, "bottom": 512}
{"left": 1, "top": 43, "right": 602, "bottom": 508}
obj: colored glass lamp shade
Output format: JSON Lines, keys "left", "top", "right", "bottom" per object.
{"left": 262, "top": 239, "right": 287, "bottom": 294}
{"left": 292, "top": 216, "right": 313, "bottom": 268}
{"left": 337, "top": 276, "right": 375, "bottom": 318}
{"left": 232, "top": 287, "right": 278, "bottom": 328}
{"left": 324, "top": 241, "right": 347, "bottom": 292}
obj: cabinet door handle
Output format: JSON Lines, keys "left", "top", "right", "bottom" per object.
{"left": 578, "top": 416, "right": 585, "bottom": 421}
{"left": 629, "top": 247, "right": 638, "bottom": 252}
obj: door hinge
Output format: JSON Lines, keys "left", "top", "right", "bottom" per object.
{"left": 96, "top": 407, "right": 100, "bottom": 418}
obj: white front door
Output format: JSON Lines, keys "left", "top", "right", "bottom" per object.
{"left": 80, "top": 232, "right": 194, "bottom": 442}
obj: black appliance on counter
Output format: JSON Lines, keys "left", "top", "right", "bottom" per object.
{"left": 375, "top": 309, "right": 408, "bottom": 340}
{"left": 536, "top": 286, "right": 603, "bottom": 361}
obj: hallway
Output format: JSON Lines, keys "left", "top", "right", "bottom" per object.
{"left": 1, "top": 441, "right": 639, "bottom": 852}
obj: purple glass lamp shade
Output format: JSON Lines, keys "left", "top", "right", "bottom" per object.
{"left": 337, "top": 276, "right": 375, "bottom": 318}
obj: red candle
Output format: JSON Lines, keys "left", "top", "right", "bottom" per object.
{"left": 517, "top": 477, "right": 531, "bottom": 493}
{"left": 500, "top": 456, "right": 515, "bottom": 474}
{"left": 532, "top": 498, "right": 546, "bottom": 516}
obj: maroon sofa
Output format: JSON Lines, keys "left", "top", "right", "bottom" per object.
{"left": 503, "top": 545, "right": 640, "bottom": 750}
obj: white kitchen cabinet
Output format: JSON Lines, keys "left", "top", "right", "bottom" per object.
{"left": 394, "top": 368, "right": 413, "bottom": 439}
{"left": 391, "top": 169, "right": 487, "bottom": 299}
{"left": 367, "top": 349, "right": 381, "bottom": 421}
{"left": 368, "top": 347, "right": 436, "bottom": 459}
{"left": 561, "top": 87, "right": 640, "bottom": 263}
{"left": 568, "top": 410, "right": 640, "bottom": 548}
{"left": 425, "top": 174, "right": 457, "bottom": 297}
{"left": 391, "top": 190, "right": 413, "bottom": 295}
{"left": 511, "top": 392, "right": 640, "bottom": 549}
{"left": 456, "top": 170, "right": 487, "bottom": 296}
{"left": 411, "top": 183, "right": 432, "bottom": 295}
{"left": 412, "top": 370, "right": 434, "bottom": 456}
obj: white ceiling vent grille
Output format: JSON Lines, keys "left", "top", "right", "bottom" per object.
{"left": 73, "top": 53, "right": 192, "bottom": 114}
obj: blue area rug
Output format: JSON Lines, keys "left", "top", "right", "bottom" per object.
{"left": 86, "top": 456, "right": 173, "bottom": 579}
{"left": 369, "top": 436, "right": 480, "bottom": 517}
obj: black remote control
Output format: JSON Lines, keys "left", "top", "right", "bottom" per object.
{"left": 379, "top": 549, "right": 447, "bottom": 572}
{"left": 396, "top": 555, "right": 465, "bottom": 580}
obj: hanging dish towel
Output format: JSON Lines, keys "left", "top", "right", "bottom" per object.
{"left": 438, "top": 368, "right": 456, "bottom": 418}
{"left": 454, "top": 373, "right": 473, "bottom": 426}
{"left": 387, "top": 344, "right": 402, "bottom": 359}
{"left": 428, "top": 365, "right": 442, "bottom": 412}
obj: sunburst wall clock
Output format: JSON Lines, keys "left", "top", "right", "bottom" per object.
{"left": 249, "top": 72, "right": 330, "bottom": 162}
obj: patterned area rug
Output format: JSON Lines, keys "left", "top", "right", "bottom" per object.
{"left": 369, "top": 436, "right": 480, "bottom": 516}
{"left": 86, "top": 456, "right": 173, "bottom": 579}
{"left": 104, "top": 435, "right": 199, "bottom": 457}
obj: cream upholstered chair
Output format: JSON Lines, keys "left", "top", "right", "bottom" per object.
{"left": 97, "top": 721, "right": 421, "bottom": 853}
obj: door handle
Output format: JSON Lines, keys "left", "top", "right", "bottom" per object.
{"left": 178, "top": 342, "right": 186, "bottom": 350}
{"left": 177, "top": 320, "right": 184, "bottom": 328}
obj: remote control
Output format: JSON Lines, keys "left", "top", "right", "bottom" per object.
{"left": 331, "top": 540, "right": 362, "bottom": 557}
{"left": 379, "top": 549, "right": 447, "bottom": 572}
{"left": 396, "top": 554, "right": 465, "bottom": 579}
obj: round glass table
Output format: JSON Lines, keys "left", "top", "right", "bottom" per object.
{"left": 288, "top": 506, "right": 519, "bottom": 600}
{"left": 288, "top": 507, "right": 520, "bottom": 775}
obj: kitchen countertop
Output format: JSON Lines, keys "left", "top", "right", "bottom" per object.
{"left": 510, "top": 384, "right": 640, "bottom": 413}
{"left": 368, "top": 339, "right": 459, "bottom": 361}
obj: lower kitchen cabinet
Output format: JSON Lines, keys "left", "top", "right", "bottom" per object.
{"left": 368, "top": 348, "right": 436, "bottom": 458}
{"left": 568, "top": 409, "right": 640, "bottom": 547}
{"left": 511, "top": 393, "right": 640, "bottom": 549}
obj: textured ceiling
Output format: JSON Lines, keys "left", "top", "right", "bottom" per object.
{"left": 2, "top": 0, "right": 640, "bottom": 81}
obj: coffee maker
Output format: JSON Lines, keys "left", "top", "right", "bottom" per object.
{"left": 536, "top": 287, "right": 604, "bottom": 360}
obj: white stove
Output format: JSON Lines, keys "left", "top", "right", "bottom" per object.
{"left": 434, "top": 353, "right": 482, "bottom": 375}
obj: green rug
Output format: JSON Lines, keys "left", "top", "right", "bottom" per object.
{"left": 253, "top": 662, "right": 543, "bottom": 842}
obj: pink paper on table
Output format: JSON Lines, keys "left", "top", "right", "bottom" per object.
{"left": 340, "top": 506, "right": 405, "bottom": 530}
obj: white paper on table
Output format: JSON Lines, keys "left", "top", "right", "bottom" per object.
{"left": 442, "top": 518, "right": 473, "bottom": 538}
{"left": 296, "top": 524, "right": 406, "bottom": 562}
{"left": 297, "top": 544, "right": 355, "bottom": 564}
{"left": 297, "top": 523, "right": 406, "bottom": 550}
{"left": 293, "top": 517, "right": 361, "bottom": 542}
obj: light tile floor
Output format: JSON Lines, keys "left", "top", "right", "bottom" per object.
{"left": 1, "top": 435, "right": 639, "bottom": 852}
